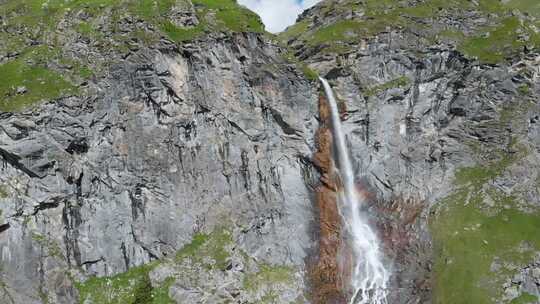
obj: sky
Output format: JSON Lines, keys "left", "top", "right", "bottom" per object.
{"left": 237, "top": 0, "right": 322, "bottom": 33}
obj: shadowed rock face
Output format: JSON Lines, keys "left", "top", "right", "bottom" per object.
{"left": 1, "top": 0, "right": 540, "bottom": 303}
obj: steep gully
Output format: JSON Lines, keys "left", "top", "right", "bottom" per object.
{"left": 313, "top": 78, "right": 389, "bottom": 304}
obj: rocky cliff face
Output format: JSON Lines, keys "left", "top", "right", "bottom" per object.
{"left": 0, "top": 1, "right": 319, "bottom": 303}
{"left": 282, "top": 0, "right": 540, "bottom": 303}
{"left": 0, "top": 0, "right": 539, "bottom": 304}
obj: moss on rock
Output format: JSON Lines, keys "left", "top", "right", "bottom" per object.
{"left": 363, "top": 76, "right": 411, "bottom": 97}
{"left": 243, "top": 264, "right": 294, "bottom": 292}
{"left": 175, "top": 228, "right": 232, "bottom": 270}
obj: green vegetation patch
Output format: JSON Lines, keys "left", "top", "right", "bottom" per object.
{"left": 0, "top": 0, "right": 122, "bottom": 28}
{"left": 75, "top": 262, "right": 174, "bottom": 304}
{"left": 175, "top": 228, "right": 233, "bottom": 270}
{"left": 308, "top": 20, "right": 364, "bottom": 45}
{"left": 432, "top": 189, "right": 540, "bottom": 303}
{"left": 0, "top": 52, "right": 76, "bottom": 112}
{"left": 0, "top": 185, "right": 8, "bottom": 198}
{"left": 363, "top": 76, "right": 410, "bottom": 97}
{"left": 306, "top": 15, "right": 406, "bottom": 49}
{"left": 161, "top": 0, "right": 264, "bottom": 42}
{"left": 31, "top": 232, "right": 65, "bottom": 260}
{"left": 243, "top": 264, "right": 293, "bottom": 291}
{"left": 504, "top": 0, "right": 540, "bottom": 15}
{"left": 281, "top": 51, "right": 319, "bottom": 81}
{"left": 459, "top": 17, "right": 540, "bottom": 64}
{"left": 431, "top": 138, "right": 540, "bottom": 303}
{"left": 511, "top": 293, "right": 539, "bottom": 304}
{"left": 129, "top": 0, "right": 177, "bottom": 20}
{"left": 517, "top": 84, "right": 530, "bottom": 95}
{"left": 160, "top": 21, "right": 206, "bottom": 42}
{"left": 280, "top": 20, "right": 310, "bottom": 42}
{"left": 76, "top": 228, "right": 234, "bottom": 304}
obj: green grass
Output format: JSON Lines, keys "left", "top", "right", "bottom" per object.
{"left": 452, "top": 143, "right": 521, "bottom": 188}
{"left": 76, "top": 21, "right": 97, "bottom": 36}
{"left": 160, "top": 21, "right": 206, "bottom": 42}
{"left": 215, "top": 6, "right": 263, "bottom": 32}
{"left": 158, "top": 0, "right": 264, "bottom": 42}
{"left": 0, "top": 54, "right": 76, "bottom": 112}
{"left": 517, "top": 84, "right": 530, "bottom": 95}
{"left": 129, "top": 0, "right": 176, "bottom": 20}
{"left": 510, "top": 293, "right": 539, "bottom": 304}
{"left": 504, "top": 0, "right": 540, "bottom": 15}
{"left": 76, "top": 229, "right": 234, "bottom": 304}
{"left": 149, "top": 277, "right": 175, "bottom": 304}
{"left": 437, "top": 29, "right": 466, "bottom": 42}
{"left": 458, "top": 17, "right": 535, "bottom": 64}
{"left": 243, "top": 264, "right": 293, "bottom": 291}
{"left": 75, "top": 262, "right": 174, "bottom": 304}
{"left": 175, "top": 233, "right": 210, "bottom": 258}
{"left": 281, "top": 51, "right": 319, "bottom": 81}
{"left": 431, "top": 136, "right": 540, "bottom": 303}
{"left": 175, "top": 228, "right": 233, "bottom": 270}
{"left": 279, "top": 20, "right": 310, "bottom": 42}
{"left": 70, "top": 226, "right": 300, "bottom": 303}
{"left": 301, "top": 65, "right": 319, "bottom": 82}
{"left": 363, "top": 76, "right": 410, "bottom": 97}
{"left": 308, "top": 18, "right": 403, "bottom": 47}
{"left": 78, "top": 65, "right": 93, "bottom": 79}
{"left": 432, "top": 190, "right": 540, "bottom": 303}
{"left": 0, "top": 0, "right": 122, "bottom": 28}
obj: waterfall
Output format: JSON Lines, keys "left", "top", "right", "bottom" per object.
{"left": 319, "top": 78, "right": 389, "bottom": 304}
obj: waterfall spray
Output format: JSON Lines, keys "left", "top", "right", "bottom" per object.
{"left": 319, "top": 78, "right": 389, "bottom": 304}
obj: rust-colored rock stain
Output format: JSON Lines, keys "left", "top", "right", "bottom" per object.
{"left": 309, "top": 95, "right": 348, "bottom": 304}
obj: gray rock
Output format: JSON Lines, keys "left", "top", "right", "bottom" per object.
{"left": 15, "top": 86, "right": 27, "bottom": 94}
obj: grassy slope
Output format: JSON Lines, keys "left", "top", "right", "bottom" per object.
{"left": 431, "top": 155, "right": 540, "bottom": 303}
{"left": 0, "top": 47, "right": 77, "bottom": 112}
{"left": 280, "top": 0, "right": 540, "bottom": 63}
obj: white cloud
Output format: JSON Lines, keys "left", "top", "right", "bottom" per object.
{"left": 237, "top": 0, "right": 321, "bottom": 33}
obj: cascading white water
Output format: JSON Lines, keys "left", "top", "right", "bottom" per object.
{"left": 320, "top": 78, "right": 389, "bottom": 304}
